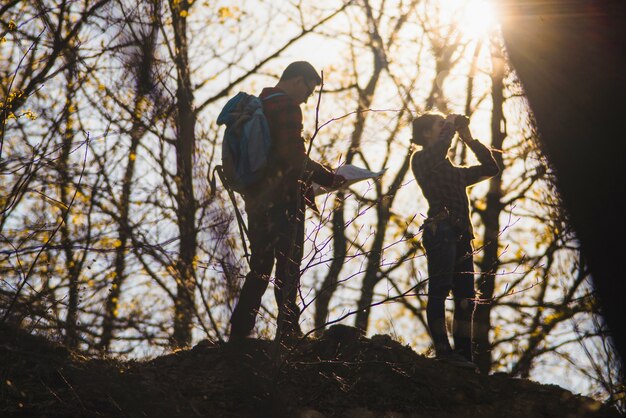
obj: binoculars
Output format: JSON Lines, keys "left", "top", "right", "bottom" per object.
{"left": 454, "top": 115, "right": 470, "bottom": 130}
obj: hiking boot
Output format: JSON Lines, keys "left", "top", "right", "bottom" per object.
{"left": 435, "top": 351, "right": 477, "bottom": 370}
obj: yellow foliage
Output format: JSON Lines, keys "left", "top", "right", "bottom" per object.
{"left": 71, "top": 214, "right": 84, "bottom": 225}
{"left": 543, "top": 312, "right": 561, "bottom": 326}
{"left": 493, "top": 325, "right": 501, "bottom": 338}
{"left": 474, "top": 199, "right": 487, "bottom": 211}
{"left": 180, "top": 10, "right": 188, "bottom": 18}
{"left": 218, "top": 6, "right": 239, "bottom": 22}
{"left": 192, "top": 255, "right": 199, "bottom": 270}
{"left": 7, "top": 90, "right": 24, "bottom": 102}
{"left": 24, "top": 110, "right": 37, "bottom": 120}
{"left": 218, "top": 7, "right": 233, "bottom": 19}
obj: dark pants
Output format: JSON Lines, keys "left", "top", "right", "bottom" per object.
{"left": 229, "top": 197, "right": 305, "bottom": 340}
{"left": 422, "top": 221, "right": 475, "bottom": 360}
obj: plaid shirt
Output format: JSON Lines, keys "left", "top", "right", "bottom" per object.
{"left": 246, "top": 87, "right": 335, "bottom": 206}
{"left": 411, "top": 122, "right": 499, "bottom": 237}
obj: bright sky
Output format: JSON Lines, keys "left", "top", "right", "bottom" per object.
{"left": 456, "top": 0, "right": 498, "bottom": 39}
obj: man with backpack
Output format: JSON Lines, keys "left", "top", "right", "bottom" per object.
{"left": 228, "top": 61, "right": 345, "bottom": 343}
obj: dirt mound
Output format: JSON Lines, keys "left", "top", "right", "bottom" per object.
{"left": 0, "top": 323, "right": 620, "bottom": 417}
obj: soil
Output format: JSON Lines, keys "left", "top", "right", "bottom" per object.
{"left": 0, "top": 323, "right": 621, "bottom": 417}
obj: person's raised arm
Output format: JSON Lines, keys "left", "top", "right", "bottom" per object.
{"left": 456, "top": 124, "right": 500, "bottom": 185}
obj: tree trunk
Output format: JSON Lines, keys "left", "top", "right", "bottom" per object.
{"left": 60, "top": 60, "right": 81, "bottom": 350}
{"left": 354, "top": 154, "right": 412, "bottom": 331}
{"left": 314, "top": 26, "right": 384, "bottom": 332}
{"left": 170, "top": 0, "right": 197, "bottom": 348}
{"left": 99, "top": 7, "right": 157, "bottom": 350}
{"left": 314, "top": 199, "right": 347, "bottom": 331}
{"left": 473, "top": 36, "right": 505, "bottom": 373}
{"left": 99, "top": 113, "right": 144, "bottom": 352}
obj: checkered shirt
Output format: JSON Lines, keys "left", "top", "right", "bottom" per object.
{"left": 411, "top": 122, "right": 499, "bottom": 237}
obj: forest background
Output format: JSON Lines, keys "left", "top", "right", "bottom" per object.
{"left": 1, "top": 0, "right": 623, "bottom": 410}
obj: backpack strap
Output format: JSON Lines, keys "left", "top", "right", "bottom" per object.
{"left": 210, "top": 165, "right": 250, "bottom": 263}
{"left": 262, "top": 92, "right": 286, "bottom": 101}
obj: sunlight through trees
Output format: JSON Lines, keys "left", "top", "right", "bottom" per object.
{"left": 1, "top": 0, "right": 622, "bottom": 410}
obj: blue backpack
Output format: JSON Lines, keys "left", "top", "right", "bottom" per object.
{"left": 216, "top": 91, "right": 284, "bottom": 194}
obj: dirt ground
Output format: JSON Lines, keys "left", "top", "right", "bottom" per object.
{"left": 0, "top": 323, "right": 621, "bottom": 417}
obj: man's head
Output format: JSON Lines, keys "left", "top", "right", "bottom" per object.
{"left": 275, "top": 61, "right": 321, "bottom": 104}
{"left": 411, "top": 112, "right": 446, "bottom": 148}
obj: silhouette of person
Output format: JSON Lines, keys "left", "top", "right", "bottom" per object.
{"left": 229, "top": 61, "right": 345, "bottom": 343}
{"left": 410, "top": 112, "right": 499, "bottom": 365}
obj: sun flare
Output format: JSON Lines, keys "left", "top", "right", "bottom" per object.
{"left": 458, "top": 0, "right": 498, "bottom": 39}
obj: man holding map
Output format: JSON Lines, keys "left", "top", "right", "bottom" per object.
{"left": 228, "top": 61, "right": 347, "bottom": 344}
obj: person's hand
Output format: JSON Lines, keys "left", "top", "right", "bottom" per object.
{"left": 457, "top": 125, "right": 473, "bottom": 144}
{"left": 446, "top": 114, "right": 472, "bottom": 144}
{"left": 332, "top": 174, "right": 347, "bottom": 189}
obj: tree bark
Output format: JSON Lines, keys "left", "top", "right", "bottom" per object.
{"left": 473, "top": 36, "right": 505, "bottom": 373}
{"left": 170, "top": 0, "right": 197, "bottom": 348}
